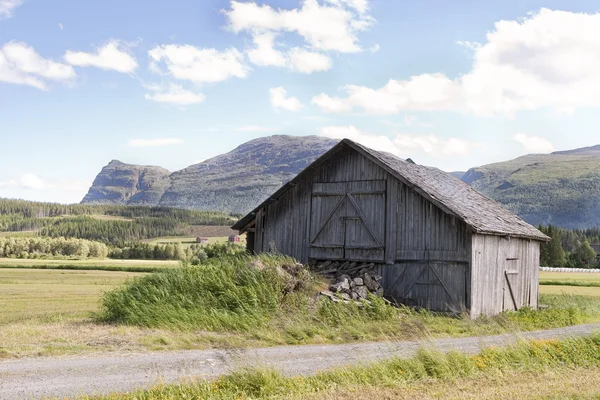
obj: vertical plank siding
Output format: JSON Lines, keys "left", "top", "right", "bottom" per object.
{"left": 470, "top": 234, "right": 540, "bottom": 318}
{"left": 248, "top": 145, "right": 541, "bottom": 317}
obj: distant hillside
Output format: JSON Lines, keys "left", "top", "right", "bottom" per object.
{"left": 462, "top": 146, "right": 600, "bottom": 229}
{"left": 449, "top": 171, "right": 466, "bottom": 180}
{"left": 82, "top": 135, "right": 338, "bottom": 214}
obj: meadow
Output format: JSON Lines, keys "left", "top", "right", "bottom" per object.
{"left": 1, "top": 262, "right": 600, "bottom": 360}
{"left": 0, "top": 257, "right": 178, "bottom": 272}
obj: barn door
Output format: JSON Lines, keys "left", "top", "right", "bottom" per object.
{"left": 503, "top": 270, "right": 519, "bottom": 311}
{"left": 394, "top": 262, "right": 466, "bottom": 313}
{"left": 309, "top": 180, "right": 386, "bottom": 261}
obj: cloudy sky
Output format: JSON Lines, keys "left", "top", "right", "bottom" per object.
{"left": 2, "top": 0, "right": 600, "bottom": 203}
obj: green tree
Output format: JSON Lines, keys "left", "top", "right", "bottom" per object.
{"left": 541, "top": 226, "right": 566, "bottom": 267}
{"left": 573, "top": 240, "right": 597, "bottom": 268}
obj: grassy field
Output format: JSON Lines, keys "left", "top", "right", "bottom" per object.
{"left": 0, "top": 268, "right": 143, "bottom": 325}
{"left": 0, "top": 258, "right": 179, "bottom": 272}
{"left": 540, "top": 285, "right": 600, "bottom": 297}
{"left": 2, "top": 260, "right": 600, "bottom": 360}
{"left": 539, "top": 271, "right": 600, "bottom": 296}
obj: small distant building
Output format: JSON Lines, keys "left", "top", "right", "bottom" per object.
{"left": 228, "top": 234, "right": 241, "bottom": 243}
{"left": 196, "top": 237, "right": 209, "bottom": 244}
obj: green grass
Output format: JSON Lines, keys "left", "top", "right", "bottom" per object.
{"left": 98, "top": 255, "right": 600, "bottom": 341}
{"left": 0, "top": 258, "right": 178, "bottom": 272}
{"left": 540, "top": 285, "right": 600, "bottom": 297}
{"left": 85, "top": 334, "right": 600, "bottom": 400}
{"left": 540, "top": 271, "right": 600, "bottom": 289}
{"left": 98, "top": 255, "right": 299, "bottom": 331}
{"left": 0, "top": 268, "right": 142, "bottom": 325}
{"left": 3, "top": 258, "right": 600, "bottom": 359}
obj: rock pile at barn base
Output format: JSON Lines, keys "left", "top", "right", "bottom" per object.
{"left": 311, "top": 260, "right": 385, "bottom": 305}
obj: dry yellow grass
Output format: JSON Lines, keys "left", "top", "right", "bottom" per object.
{"left": 0, "top": 268, "right": 144, "bottom": 325}
{"left": 301, "top": 367, "right": 600, "bottom": 400}
{"left": 540, "top": 271, "right": 600, "bottom": 284}
{"left": 540, "top": 285, "right": 600, "bottom": 297}
{"left": 0, "top": 258, "right": 179, "bottom": 267}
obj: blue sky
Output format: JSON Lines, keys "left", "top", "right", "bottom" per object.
{"left": 2, "top": 0, "right": 600, "bottom": 203}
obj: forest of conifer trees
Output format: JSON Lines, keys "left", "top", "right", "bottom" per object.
{"left": 0, "top": 199, "right": 236, "bottom": 245}
{"left": 538, "top": 225, "right": 599, "bottom": 268}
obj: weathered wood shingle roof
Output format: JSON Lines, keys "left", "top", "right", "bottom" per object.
{"left": 233, "top": 139, "right": 549, "bottom": 241}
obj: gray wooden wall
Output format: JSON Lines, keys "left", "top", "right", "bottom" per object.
{"left": 470, "top": 234, "right": 540, "bottom": 317}
{"left": 247, "top": 144, "right": 539, "bottom": 316}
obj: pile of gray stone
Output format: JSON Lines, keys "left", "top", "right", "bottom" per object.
{"left": 312, "top": 260, "right": 384, "bottom": 304}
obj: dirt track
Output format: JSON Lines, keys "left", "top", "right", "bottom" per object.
{"left": 1, "top": 323, "right": 599, "bottom": 399}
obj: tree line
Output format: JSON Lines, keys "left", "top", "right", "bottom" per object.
{"left": 0, "top": 198, "right": 237, "bottom": 244}
{"left": 109, "top": 242, "right": 245, "bottom": 261}
{"left": 539, "top": 225, "right": 599, "bottom": 268}
{"left": 0, "top": 236, "right": 109, "bottom": 259}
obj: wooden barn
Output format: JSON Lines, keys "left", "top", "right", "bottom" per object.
{"left": 232, "top": 139, "right": 549, "bottom": 317}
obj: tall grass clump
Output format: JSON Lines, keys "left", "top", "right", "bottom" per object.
{"left": 98, "top": 254, "right": 310, "bottom": 331}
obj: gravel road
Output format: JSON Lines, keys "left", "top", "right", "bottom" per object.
{"left": 1, "top": 323, "right": 599, "bottom": 399}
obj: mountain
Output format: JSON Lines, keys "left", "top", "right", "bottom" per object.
{"left": 84, "top": 136, "right": 600, "bottom": 229}
{"left": 82, "top": 160, "right": 171, "bottom": 205}
{"left": 449, "top": 171, "right": 466, "bottom": 180}
{"left": 462, "top": 147, "right": 600, "bottom": 229}
{"left": 82, "top": 135, "right": 338, "bottom": 213}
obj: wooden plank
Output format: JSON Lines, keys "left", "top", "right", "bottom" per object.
{"left": 346, "top": 193, "right": 383, "bottom": 246}
{"left": 504, "top": 271, "right": 518, "bottom": 311}
{"left": 310, "top": 194, "right": 346, "bottom": 244}
{"left": 430, "top": 263, "right": 463, "bottom": 311}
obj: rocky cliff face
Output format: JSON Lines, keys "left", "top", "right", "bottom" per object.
{"left": 81, "top": 160, "right": 171, "bottom": 205}
{"left": 82, "top": 135, "right": 338, "bottom": 213}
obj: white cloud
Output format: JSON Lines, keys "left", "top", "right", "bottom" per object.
{"left": 0, "top": 174, "right": 90, "bottom": 192}
{"left": 246, "top": 32, "right": 287, "bottom": 67}
{"left": 312, "top": 73, "right": 461, "bottom": 114}
{"left": 128, "top": 138, "right": 184, "bottom": 147}
{"left": 312, "top": 9, "right": 600, "bottom": 116}
{"left": 58, "top": 23, "right": 63, "bottom": 31}
{"left": 514, "top": 133, "right": 555, "bottom": 153}
{"left": 288, "top": 48, "right": 331, "bottom": 73}
{"left": 325, "top": 0, "right": 369, "bottom": 15}
{"left": 245, "top": 32, "right": 332, "bottom": 73}
{"left": 320, "top": 125, "right": 476, "bottom": 158}
{"left": 144, "top": 83, "right": 205, "bottom": 105}
{"left": 20, "top": 173, "right": 46, "bottom": 189}
{"left": 148, "top": 44, "right": 248, "bottom": 84}
{"left": 369, "top": 44, "right": 380, "bottom": 53}
{"left": 0, "top": 0, "right": 23, "bottom": 19}
{"left": 394, "top": 134, "right": 472, "bottom": 157}
{"left": 223, "top": 0, "right": 374, "bottom": 54}
{"left": 64, "top": 40, "right": 138, "bottom": 73}
{"left": 0, "top": 41, "right": 76, "bottom": 90}
{"left": 269, "top": 86, "right": 303, "bottom": 111}
{"left": 320, "top": 126, "right": 397, "bottom": 154}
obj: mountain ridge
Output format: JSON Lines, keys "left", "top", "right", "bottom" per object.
{"left": 82, "top": 136, "right": 600, "bottom": 229}
{"left": 82, "top": 135, "right": 338, "bottom": 213}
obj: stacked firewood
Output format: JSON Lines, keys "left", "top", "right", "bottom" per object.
{"left": 312, "top": 260, "right": 384, "bottom": 304}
